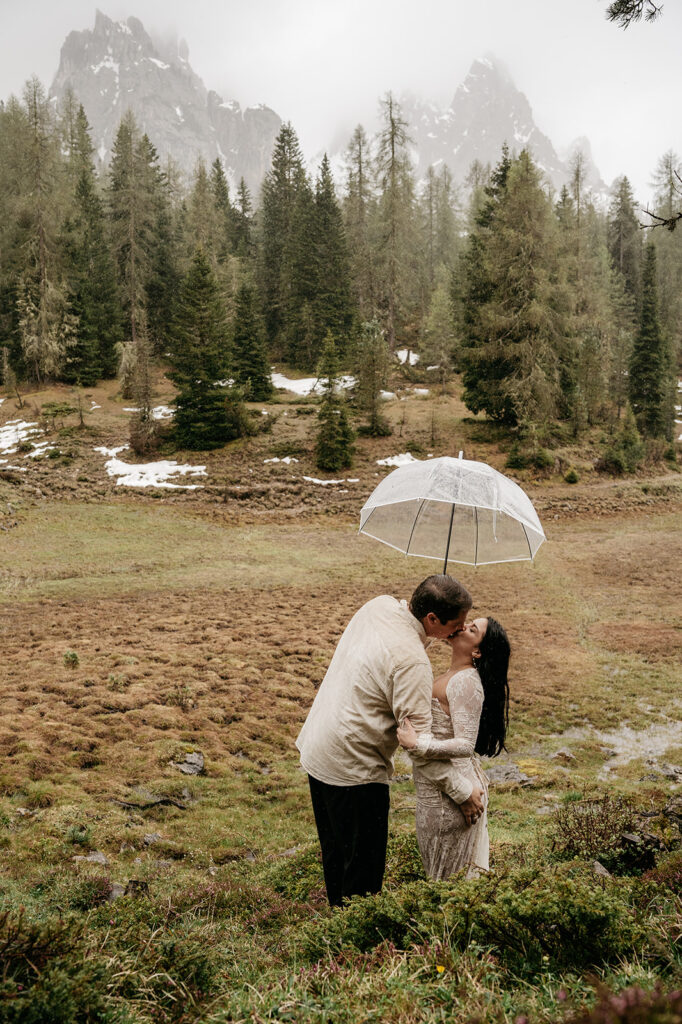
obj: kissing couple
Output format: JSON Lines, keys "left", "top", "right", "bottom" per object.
{"left": 296, "top": 574, "right": 510, "bottom": 907}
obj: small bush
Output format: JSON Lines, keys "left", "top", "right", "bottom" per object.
{"left": 506, "top": 442, "right": 528, "bottom": 470}
{"left": 384, "top": 831, "right": 426, "bottom": 886}
{"left": 260, "top": 844, "right": 324, "bottom": 902}
{"left": 642, "top": 850, "right": 682, "bottom": 895}
{"left": 67, "top": 874, "right": 113, "bottom": 911}
{"left": 531, "top": 447, "right": 554, "bottom": 469}
{"left": 63, "top": 650, "right": 79, "bottom": 669}
{"left": 564, "top": 467, "right": 580, "bottom": 484}
{"left": 65, "top": 824, "right": 92, "bottom": 847}
{"left": 550, "top": 794, "right": 656, "bottom": 874}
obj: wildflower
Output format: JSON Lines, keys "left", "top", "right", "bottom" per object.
{"left": 542, "top": 955, "right": 549, "bottom": 962}
{"left": 557, "top": 989, "right": 567, "bottom": 1002}
{"left": 436, "top": 965, "right": 445, "bottom": 973}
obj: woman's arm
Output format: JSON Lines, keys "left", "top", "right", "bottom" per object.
{"left": 398, "top": 669, "right": 483, "bottom": 758}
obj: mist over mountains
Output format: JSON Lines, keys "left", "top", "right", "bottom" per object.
{"left": 48, "top": 11, "right": 605, "bottom": 196}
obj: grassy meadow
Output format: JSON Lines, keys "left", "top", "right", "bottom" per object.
{"left": 0, "top": 374, "right": 681, "bottom": 1022}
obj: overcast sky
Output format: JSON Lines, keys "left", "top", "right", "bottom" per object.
{"left": 1, "top": 0, "right": 680, "bottom": 202}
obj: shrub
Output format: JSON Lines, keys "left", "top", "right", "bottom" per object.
{"left": 506, "top": 443, "right": 528, "bottom": 470}
{"left": 384, "top": 830, "right": 426, "bottom": 886}
{"left": 259, "top": 845, "right": 325, "bottom": 902}
{"left": 598, "top": 407, "right": 644, "bottom": 475}
{"left": 642, "top": 850, "right": 682, "bottom": 895}
{"left": 439, "top": 863, "right": 643, "bottom": 974}
{"left": 550, "top": 794, "right": 657, "bottom": 874}
{"left": 296, "top": 864, "right": 643, "bottom": 976}
{"left": 564, "top": 467, "right": 580, "bottom": 484}
{"left": 63, "top": 650, "right": 79, "bottom": 669}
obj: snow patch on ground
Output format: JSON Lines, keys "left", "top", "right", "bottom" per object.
{"left": 413, "top": 388, "right": 430, "bottom": 396}
{"left": 94, "top": 449, "right": 207, "bottom": 489}
{"left": 380, "top": 391, "right": 397, "bottom": 400}
{"left": 376, "top": 453, "right": 419, "bottom": 467}
{"left": 123, "top": 406, "right": 174, "bottom": 420}
{"left": 264, "top": 456, "right": 299, "bottom": 464}
{"left": 303, "top": 476, "right": 360, "bottom": 486}
{"left": 396, "top": 349, "right": 420, "bottom": 366}
{"left": 0, "top": 420, "right": 43, "bottom": 455}
{"left": 271, "top": 372, "right": 355, "bottom": 395}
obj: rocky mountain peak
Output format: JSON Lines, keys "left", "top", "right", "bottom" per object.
{"left": 398, "top": 53, "right": 605, "bottom": 198}
{"left": 50, "top": 12, "right": 281, "bottom": 193}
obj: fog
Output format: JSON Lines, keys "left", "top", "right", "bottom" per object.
{"left": 1, "top": 0, "right": 681, "bottom": 201}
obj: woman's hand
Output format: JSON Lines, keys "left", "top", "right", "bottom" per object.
{"left": 397, "top": 717, "right": 419, "bottom": 750}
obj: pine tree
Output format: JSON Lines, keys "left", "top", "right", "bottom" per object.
{"left": 231, "top": 281, "right": 273, "bottom": 401}
{"left": 353, "top": 319, "right": 391, "bottom": 436}
{"left": 460, "top": 149, "right": 569, "bottom": 429}
{"left": 258, "top": 123, "right": 309, "bottom": 355}
{"left": 315, "top": 332, "right": 355, "bottom": 471}
{"left": 61, "top": 104, "right": 123, "bottom": 383}
{"left": 16, "top": 77, "right": 74, "bottom": 382}
{"left": 311, "top": 154, "right": 355, "bottom": 360}
{"left": 233, "top": 178, "right": 253, "bottom": 259}
{"left": 107, "top": 112, "right": 154, "bottom": 348}
{"left": 210, "top": 158, "right": 233, "bottom": 264}
{"left": 128, "top": 316, "right": 158, "bottom": 455}
{"left": 343, "top": 125, "right": 376, "bottom": 319}
{"left": 607, "top": 176, "right": 642, "bottom": 307}
{"left": 422, "top": 266, "right": 458, "bottom": 391}
{"left": 168, "top": 248, "right": 234, "bottom": 449}
{"left": 629, "top": 242, "right": 669, "bottom": 437}
{"left": 373, "top": 93, "right": 417, "bottom": 350}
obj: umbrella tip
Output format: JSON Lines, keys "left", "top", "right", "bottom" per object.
{"left": 458, "top": 450, "right": 463, "bottom": 459}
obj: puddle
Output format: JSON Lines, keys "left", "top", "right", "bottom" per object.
{"left": 557, "top": 720, "right": 682, "bottom": 777}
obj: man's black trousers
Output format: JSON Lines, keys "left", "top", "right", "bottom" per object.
{"left": 308, "top": 774, "right": 390, "bottom": 907}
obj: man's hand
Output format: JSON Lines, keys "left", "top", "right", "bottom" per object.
{"left": 459, "top": 786, "right": 484, "bottom": 827}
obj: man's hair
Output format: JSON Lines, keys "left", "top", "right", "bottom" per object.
{"left": 409, "top": 574, "right": 472, "bottom": 624}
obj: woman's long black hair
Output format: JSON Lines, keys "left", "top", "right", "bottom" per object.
{"left": 474, "top": 617, "right": 510, "bottom": 758}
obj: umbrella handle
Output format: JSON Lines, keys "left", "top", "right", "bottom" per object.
{"left": 443, "top": 504, "right": 455, "bottom": 573}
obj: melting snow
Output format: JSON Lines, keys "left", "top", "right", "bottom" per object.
{"left": 271, "top": 372, "right": 355, "bottom": 395}
{"left": 395, "top": 349, "right": 420, "bottom": 366}
{"left": 413, "top": 388, "right": 430, "bottom": 396}
{"left": 303, "top": 476, "right": 359, "bottom": 486}
{"left": 380, "top": 391, "right": 397, "bottom": 400}
{"left": 94, "top": 445, "right": 206, "bottom": 488}
{"left": 149, "top": 58, "right": 170, "bottom": 70}
{"left": 123, "top": 405, "right": 174, "bottom": 420}
{"left": 376, "top": 453, "right": 419, "bottom": 467}
{"left": 0, "top": 420, "right": 42, "bottom": 454}
{"left": 175, "top": 106, "right": 184, "bottom": 121}
{"left": 264, "top": 456, "right": 298, "bottom": 464}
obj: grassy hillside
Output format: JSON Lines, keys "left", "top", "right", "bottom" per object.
{"left": 0, "top": 371, "right": 681, "bottom": 1022}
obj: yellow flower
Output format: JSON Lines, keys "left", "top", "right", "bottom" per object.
{"left": 436, "top": 965, "right": 445, "bottom": 973}
{"left": 542, "top": 955, "right": 549, "bottom": 963}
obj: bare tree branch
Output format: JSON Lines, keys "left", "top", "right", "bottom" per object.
{"left": 606, "top": 0, "right": 663, "bottom": 28}
{"left": 639, "top": 170, "right": 682, "bottom": 231}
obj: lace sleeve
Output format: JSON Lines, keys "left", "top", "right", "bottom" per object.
{"left": 413, "top": 668, "right": 483, "bottom": 758}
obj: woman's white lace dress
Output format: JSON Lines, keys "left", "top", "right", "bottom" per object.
{"left": 412, "top": 666, "right": 489, "bottom": 880}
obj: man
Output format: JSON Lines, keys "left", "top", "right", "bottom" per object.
{"left": 296, "top": 574, "right": 485, "bottom": 907}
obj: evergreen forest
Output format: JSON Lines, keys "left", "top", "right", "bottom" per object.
{"left": 1, "top": 78, "right": 681, "bottom": 469}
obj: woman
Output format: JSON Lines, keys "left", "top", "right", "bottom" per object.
{"left": 397, "top": 617, "right": 510, "bottom": 880}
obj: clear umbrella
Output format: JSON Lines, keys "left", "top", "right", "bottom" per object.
{"left": 359, "top": 454, "right": 545, "bottom": 569}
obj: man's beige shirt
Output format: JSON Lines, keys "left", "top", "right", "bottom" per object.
{"left": 296, "top": 595, "right": 472, "bottom": 802}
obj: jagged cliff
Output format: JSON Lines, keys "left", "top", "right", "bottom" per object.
{"left": 50, "top": 10, "right": 281, "bottom": 193}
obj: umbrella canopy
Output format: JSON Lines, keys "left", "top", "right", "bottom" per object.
{"left": 359, "top": 455, "right": 545, "bottom": 568}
